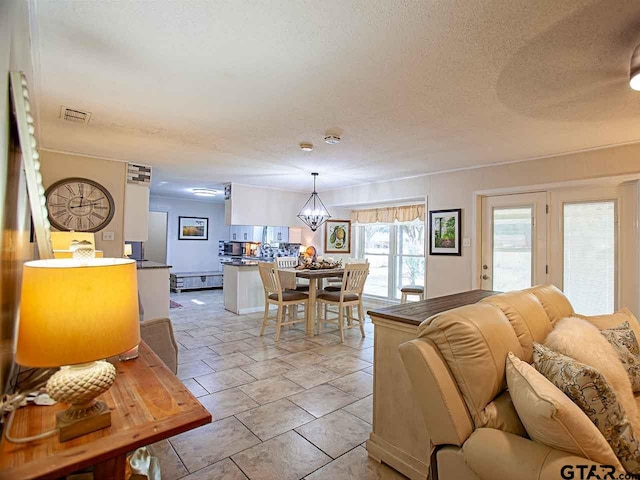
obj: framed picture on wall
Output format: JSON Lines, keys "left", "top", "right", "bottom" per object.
{"left": 178, "top": 216, "right": 209, "bottom": 240}
{"left": 429, "top": 209, "right": 461, "bottom": 255}
{"left": 325, "top": 219, "right": 351, "bottom": 254}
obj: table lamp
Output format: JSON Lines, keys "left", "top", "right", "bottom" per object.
{"left": 16, "top": 258, "right": 140, "bottom": 442}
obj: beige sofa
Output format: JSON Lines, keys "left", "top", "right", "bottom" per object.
{"left": 399, "top": 285, "right": 638, "bottom": 480}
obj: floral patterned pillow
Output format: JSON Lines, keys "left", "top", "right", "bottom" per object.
{"left": 533, "top": 343, "right": 640, "bottom": 474}
{"left": 601, "top": 322, "right": 640, "bottom": 392}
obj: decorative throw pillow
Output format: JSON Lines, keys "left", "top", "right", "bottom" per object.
{"left": 505, "top": 352, "right": 622, "bottom": 469}
{"left": 601, "top": 322, "right": 640, "bottom": 393}
{"left": 533, "top": 343, "right": 640, "bottom": 474}
{"left": 543, "top": 316, "right": 640, "bottom": 434}
{"left": 577, "top": 307, "right": 640, "bottom": 342}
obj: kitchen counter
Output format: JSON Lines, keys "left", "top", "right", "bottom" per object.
{"left": 136, "top": 262, "right": 171, "bottom": 320}
{"left": 223, "top": 263, "right": 264, "bottom": 314}
{"left": 136, "top": 260, "right": 172, "bottom": 269}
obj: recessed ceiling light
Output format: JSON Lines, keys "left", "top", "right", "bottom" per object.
{"left": 300, "top": 142, "right": 313, "bottom": 152}
{"left": 192, "top": 188, "right": 218, "bottom": 197}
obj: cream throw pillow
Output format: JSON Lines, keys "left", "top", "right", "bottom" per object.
{"left": 505, "top": 352, "right": 622, "bottom": 469}
{"left": 543, "top": 316, "right": 640, "bottom": 433}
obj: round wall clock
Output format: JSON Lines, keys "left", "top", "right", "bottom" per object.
{"left": 45, "top": 177, "right": 115, "bottom": 232}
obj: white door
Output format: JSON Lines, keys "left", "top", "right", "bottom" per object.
{"left": 548, "top": 187, "right": 620, "bottom": 315}
{"left": 481, "top": 192, "right": 547, "bottom": 291}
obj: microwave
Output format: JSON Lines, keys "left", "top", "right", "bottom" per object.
{"left": 223, "top": 242, "right": 243, "bottom": 256}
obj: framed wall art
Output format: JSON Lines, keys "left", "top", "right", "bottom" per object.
{"left": 429, "top": 209, "right": 461, "bottom": 256}
{"left": 325, "top": 219, "right": 351, "bottom": 254}
{"left": 178, "top": 216, "right": 209, "bottom": 240}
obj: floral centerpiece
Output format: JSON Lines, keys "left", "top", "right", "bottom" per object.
{"left": 297, "top": 256, "right": 343, "bottom": 270}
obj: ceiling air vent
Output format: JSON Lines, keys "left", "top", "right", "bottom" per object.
{"left": 60, "top": 106, "right": 91, "bottom": 124}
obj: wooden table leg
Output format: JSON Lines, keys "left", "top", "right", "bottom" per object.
{"left": 94, "top": 453, "right": 127, "bottom": 480}
{"left": 307, "top": 278, "right": 317, "bottom": 336}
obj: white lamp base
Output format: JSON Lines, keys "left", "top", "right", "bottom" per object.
{"left": 46, "top": 360, "right": 116, "bottom": 442}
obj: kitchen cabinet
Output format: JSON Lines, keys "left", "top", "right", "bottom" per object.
{"left": 265, "top": 226, "right": 289, "bottom": 244}
{"left": 229, "top": 225, "right": 288, "bottom": 243}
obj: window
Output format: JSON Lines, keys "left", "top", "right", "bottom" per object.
{"left": 355, "top": 219, "right": 425, "bottom": 299}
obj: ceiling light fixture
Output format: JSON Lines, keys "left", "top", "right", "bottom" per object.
{"left": 300, "top": 142, "right": 313, "bottom": 152}
{"left": 324, "top": 134, "right": 341, "bottom": 144}
{"left": 630, "top": 44, "right": 640, "bottom": 91}
{"left": 297, "top": 173, "right": 331, "bottom": 232}
{"left": 192, "top": 188, "right": 218, "bottom": 197}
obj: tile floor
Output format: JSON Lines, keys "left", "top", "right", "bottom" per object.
{"left": 150, "top": 289, "right": 408, "bottom": 480}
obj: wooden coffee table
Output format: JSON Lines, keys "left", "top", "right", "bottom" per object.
{"left": 0, "top": 342, "right": 211, "bottom": 480}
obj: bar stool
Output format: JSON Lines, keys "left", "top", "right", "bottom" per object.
{"left": 400, "top": 285, "right": 424, "bottom": 303}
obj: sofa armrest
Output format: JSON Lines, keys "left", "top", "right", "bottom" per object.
{"left": 140, "top": 317, "right": 179, "bottom": 374}
{"left": 463, "top": 428, "right": 617, "bottom": 480}
{"left": 399, "top": 338, "right": 474, "bottom": 447}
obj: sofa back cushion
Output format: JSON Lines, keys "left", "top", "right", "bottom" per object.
{"left": 481, "top": 291, "right": 552, "bottom": 362}
{"left": 418, "top": 303, "right": 524, "bottom": 430}
{"left": 525, "top": 284, "right": 574, "bottom": 324}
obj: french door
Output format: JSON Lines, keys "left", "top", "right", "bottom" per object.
{"left": 481, "top": 192, "right": 547, "bottom": 291}
{"left": 480, "top": 184, "right": 636, "bottom": 315}
{"left": 548, "top": 187, "right": 620, "bottom": 315}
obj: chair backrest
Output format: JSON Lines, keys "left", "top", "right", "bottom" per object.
{"left": 258, "top": 262, "right": 282, "bottom": 296}
{"left": 276, "top": 256, "right": 298, "bottom": 269}
{"left": 342, "top": 262, "right": 369, "bottom": 295}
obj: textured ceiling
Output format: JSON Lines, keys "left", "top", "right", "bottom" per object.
{"left": 31, "top": 0, "right": 640, "bottom": 199}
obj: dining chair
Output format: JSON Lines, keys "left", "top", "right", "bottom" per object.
{"left": 324, "top": 258, "right": 368, "bottom": 292}
{"left": 275, "top": 256, "right": 309, "bottom": 291}
{"left": 316, "top": 262, "right": 369, "bottom": 342}
{"left": 258, "top": 262, "right": 309, "bottom": 341}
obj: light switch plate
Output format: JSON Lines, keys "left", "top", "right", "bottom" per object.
{"left": 463, "top": 237, "right": 471, "bottom": 247}
{"left": 102, "top": 231, "right": 115, "bottom": 241}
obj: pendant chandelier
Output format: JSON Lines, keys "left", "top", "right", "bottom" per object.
{"left": 297, "top": 172, "right": 331, "bottom": 231}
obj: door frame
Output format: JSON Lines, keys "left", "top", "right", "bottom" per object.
{"left": 472, "top": 176, "right": 639, "bottom": 314}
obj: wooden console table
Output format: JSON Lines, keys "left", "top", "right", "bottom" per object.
{"left": 0, "top": 342, "right": 211, "bottom": 480}
{"left": 366, "top": 290, "right": 499, "bottom": 480}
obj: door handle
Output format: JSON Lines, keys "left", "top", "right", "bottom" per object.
{"left": 482, "top": 264, "right": 488, "bottom": 270}
{"left": 482, "top": 274, "right": 490, "bottom": 280}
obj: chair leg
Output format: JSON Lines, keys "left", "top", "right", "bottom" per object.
{"left": 260, "top": 301, "right": 270, "bottom": 336}
{"left": 347, "top": 306, "right": 353, "bottom": 326}
{"left": 357, "top": 302, "right": 366, "bottom": 338}
{"left": 338, "top": 306, "right": 345, "bottom": 343}
{"left": 275, "top": 305, "right": 283, "bottom": 342}
{"left": 317, "top": 301, "right": 323, "bottom": 334}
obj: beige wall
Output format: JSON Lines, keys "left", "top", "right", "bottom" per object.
{"left": 40, "top": 150, "right": 127, "bottom": 257}
{"left": 321, "top": 142, "right": 640, "bottom": 300}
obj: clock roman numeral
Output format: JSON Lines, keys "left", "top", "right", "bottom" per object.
{"left": 94, "top": 205, "right": 108, "bottom": 210}
{"left": 62, "top": 215, "right": 72, "bottom": 226}
{"left": 91, "top": 212, "right": 105, "bottom": 220}
{"left": 65, "top": 185, "right": 76, "bottom": 195}
{"left": 78, "top": 183, "right": 84, "bottom": 196}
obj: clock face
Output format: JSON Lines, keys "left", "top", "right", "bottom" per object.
{"left": 45, "top": 178, "right": 115, "bottom": 233}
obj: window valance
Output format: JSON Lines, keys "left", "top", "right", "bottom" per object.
{"left": 351, "top": 204, "right": 425, "bottom": 224}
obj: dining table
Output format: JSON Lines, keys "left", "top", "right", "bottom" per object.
{"left": 279, "top": 267, "right": 345, "bottom": 335}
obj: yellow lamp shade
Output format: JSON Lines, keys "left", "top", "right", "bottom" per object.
{"left": 16, "top": 258, "right": 140, "bottom": 367}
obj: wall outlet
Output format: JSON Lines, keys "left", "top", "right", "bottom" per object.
{"left": 463, "top": 237, "right": 471, "bottom": 247}
{"left": 102, "top": 231, "right": 115, "bottom": 241}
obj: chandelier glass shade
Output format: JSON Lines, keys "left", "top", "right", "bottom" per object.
{"left": 297, "top": 173, "right": 331, "bottom": 231}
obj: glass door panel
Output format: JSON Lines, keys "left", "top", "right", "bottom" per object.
{"left": 563, "top": 201, "right": 615, "bottom": 315}
{"left": 492, "top": 207, "right": 533, "bottom": 292}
